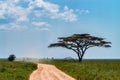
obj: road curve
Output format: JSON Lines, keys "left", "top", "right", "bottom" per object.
{"left": 29, "top": 64, "right": 76, "bottom": 80}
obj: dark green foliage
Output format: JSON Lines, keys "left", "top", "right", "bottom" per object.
{"left": 8, "top": 54, "right": 16, "bottom": 61}
{"left": 40, "top": 60, "right": 120, "bottom": 80}
{"left": 0, "top": 60, "right": 37, "bottom": 80}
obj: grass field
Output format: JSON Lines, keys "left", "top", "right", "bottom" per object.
{"left": 0, "top": 59, "right": 37, "bottom": 80}
{"left": 40, "top": 60, "right": 120, "bottom": 80}
{"left": 0, "top": 59, "right": 120, "bottom": 80}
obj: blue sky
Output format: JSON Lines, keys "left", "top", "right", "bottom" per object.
{"left": 0, "top": 0, "right": 120, "bottom": 59}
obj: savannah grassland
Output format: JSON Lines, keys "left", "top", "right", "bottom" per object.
{"left": 0, "top": 59, "right": 120, "bottom": 80}
{"left": 41, "top": 60, "right": 120, "bottom": 80}
{"left": 0, "top": 59, "right": 37, "bottom": 80}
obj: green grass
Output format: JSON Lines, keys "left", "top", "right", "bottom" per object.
{"left": 1, "top": 59, "right": 120, "bottom": 80}
{"left": 0, "top": 60, "right": 37, "bottom": 80}
{"left": 40, "top": 60, "right": 120, "bottom": 80}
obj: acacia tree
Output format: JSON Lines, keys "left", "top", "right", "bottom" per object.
{"left": 48, "top": 34, "right": 111, "bottom": 62}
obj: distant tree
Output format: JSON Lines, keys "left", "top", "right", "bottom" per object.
{"left": 48, "top": 33, "right": 111, "bottom": 62}
{"left": 8, "top": 54, "right": 16, "bottom": 61}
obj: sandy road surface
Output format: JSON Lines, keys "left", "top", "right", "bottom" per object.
{"left": 29, "top": 64, "right": 76, "bottom": 80}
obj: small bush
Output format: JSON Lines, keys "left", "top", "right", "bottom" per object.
{"left": 8, "top": 54, "right": 16, "bottom": 61}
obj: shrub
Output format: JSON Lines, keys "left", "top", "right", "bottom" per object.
{"left": 8, "top": 54, "right": 16, "bottom": 61}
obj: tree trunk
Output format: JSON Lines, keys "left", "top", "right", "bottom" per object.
{"left": 80, "top": 51, "right": 85, "bottom": 62}
{"left": 77, "top": 52, "right": 85, "bottom": 62}
{"left": 77, "top": 53, "right": 82, "bottom": 62}
{"left": 79, "top": 56, "right": 83, "bottom": 62}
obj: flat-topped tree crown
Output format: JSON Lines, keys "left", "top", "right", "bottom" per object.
{"left": 48, "top": 33, "right": 111, "bottom": 62}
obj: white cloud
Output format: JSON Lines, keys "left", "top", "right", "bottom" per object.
{"left": 0, "top": 2, "right": 7, "bottom": 18}
{"left": 40, "top": 28, "right": 49, "bottom": 31}
{"left": 0, "top": 13, "right": 5, "bottom": 19}
{"left": 32, "top": 22, "right": 50, "bottom": 27}
{"left": 35, "top": 27, "right": 49, "bottom": 31}
{"left": 50, "top": 6, "right": 77, "bottom": 22}
{"left": 34, "top": 11, "right": 42, "bottom": 17}
{"left": 17, "top": 16, "right": 28, "bottom": 22}
{"left": 29, "top": 0, "right": 59, "bottom": 13}
{"left": 9, "top": 23, "right": 27, "bottom": 30}
{"left": 0, "top": 0, "right": 29, "bottom": 30}
{"left": 0, "top": 23, "right": 27, "bottom": 31}
{"left": 0, "top": 0, "right": 89, "bottom": 31}
{"left": 0, "top": 0, "right": 29, "bottom": 22}
{"left": 0, "top": 26, "right": 8, "bottom": 30}
{"left": 76, "top": 9, "right": 90, "bottom": 14}
{"left": 59, "top": 6, "right": 77, "bottom": 22}
{"left": 32, "top": 21, "right": 50, "bottom": 31}
{"left": 64, "top": 6, "right": 69, "bottom": 10}
{"left": 28, "top": 0, "right": 77, "bottom": 22}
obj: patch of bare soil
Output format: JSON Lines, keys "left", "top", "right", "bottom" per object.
{"left": 29, "top": 64, "right": 76, "bottom": 80}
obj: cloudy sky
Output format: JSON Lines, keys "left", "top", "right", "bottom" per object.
{"left": 0, "top": 0, "right": 120, "bottom": 59}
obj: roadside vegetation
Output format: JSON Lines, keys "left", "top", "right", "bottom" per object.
{"left": 40, "top": 60, "right": 120, "bottom": 80}
{"left": 0, "top": 59, "right": 37, "bottom": 80}
{"left": 0, "top": 59, "right": 120, "bottom": 80}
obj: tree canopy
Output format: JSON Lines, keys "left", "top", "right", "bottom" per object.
{"left": 48, "top": 33, "right": 111, "bottom": 61}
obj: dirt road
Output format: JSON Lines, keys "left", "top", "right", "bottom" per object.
{"left": 29, "top": 64, "right": 76, "bottom": 80}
